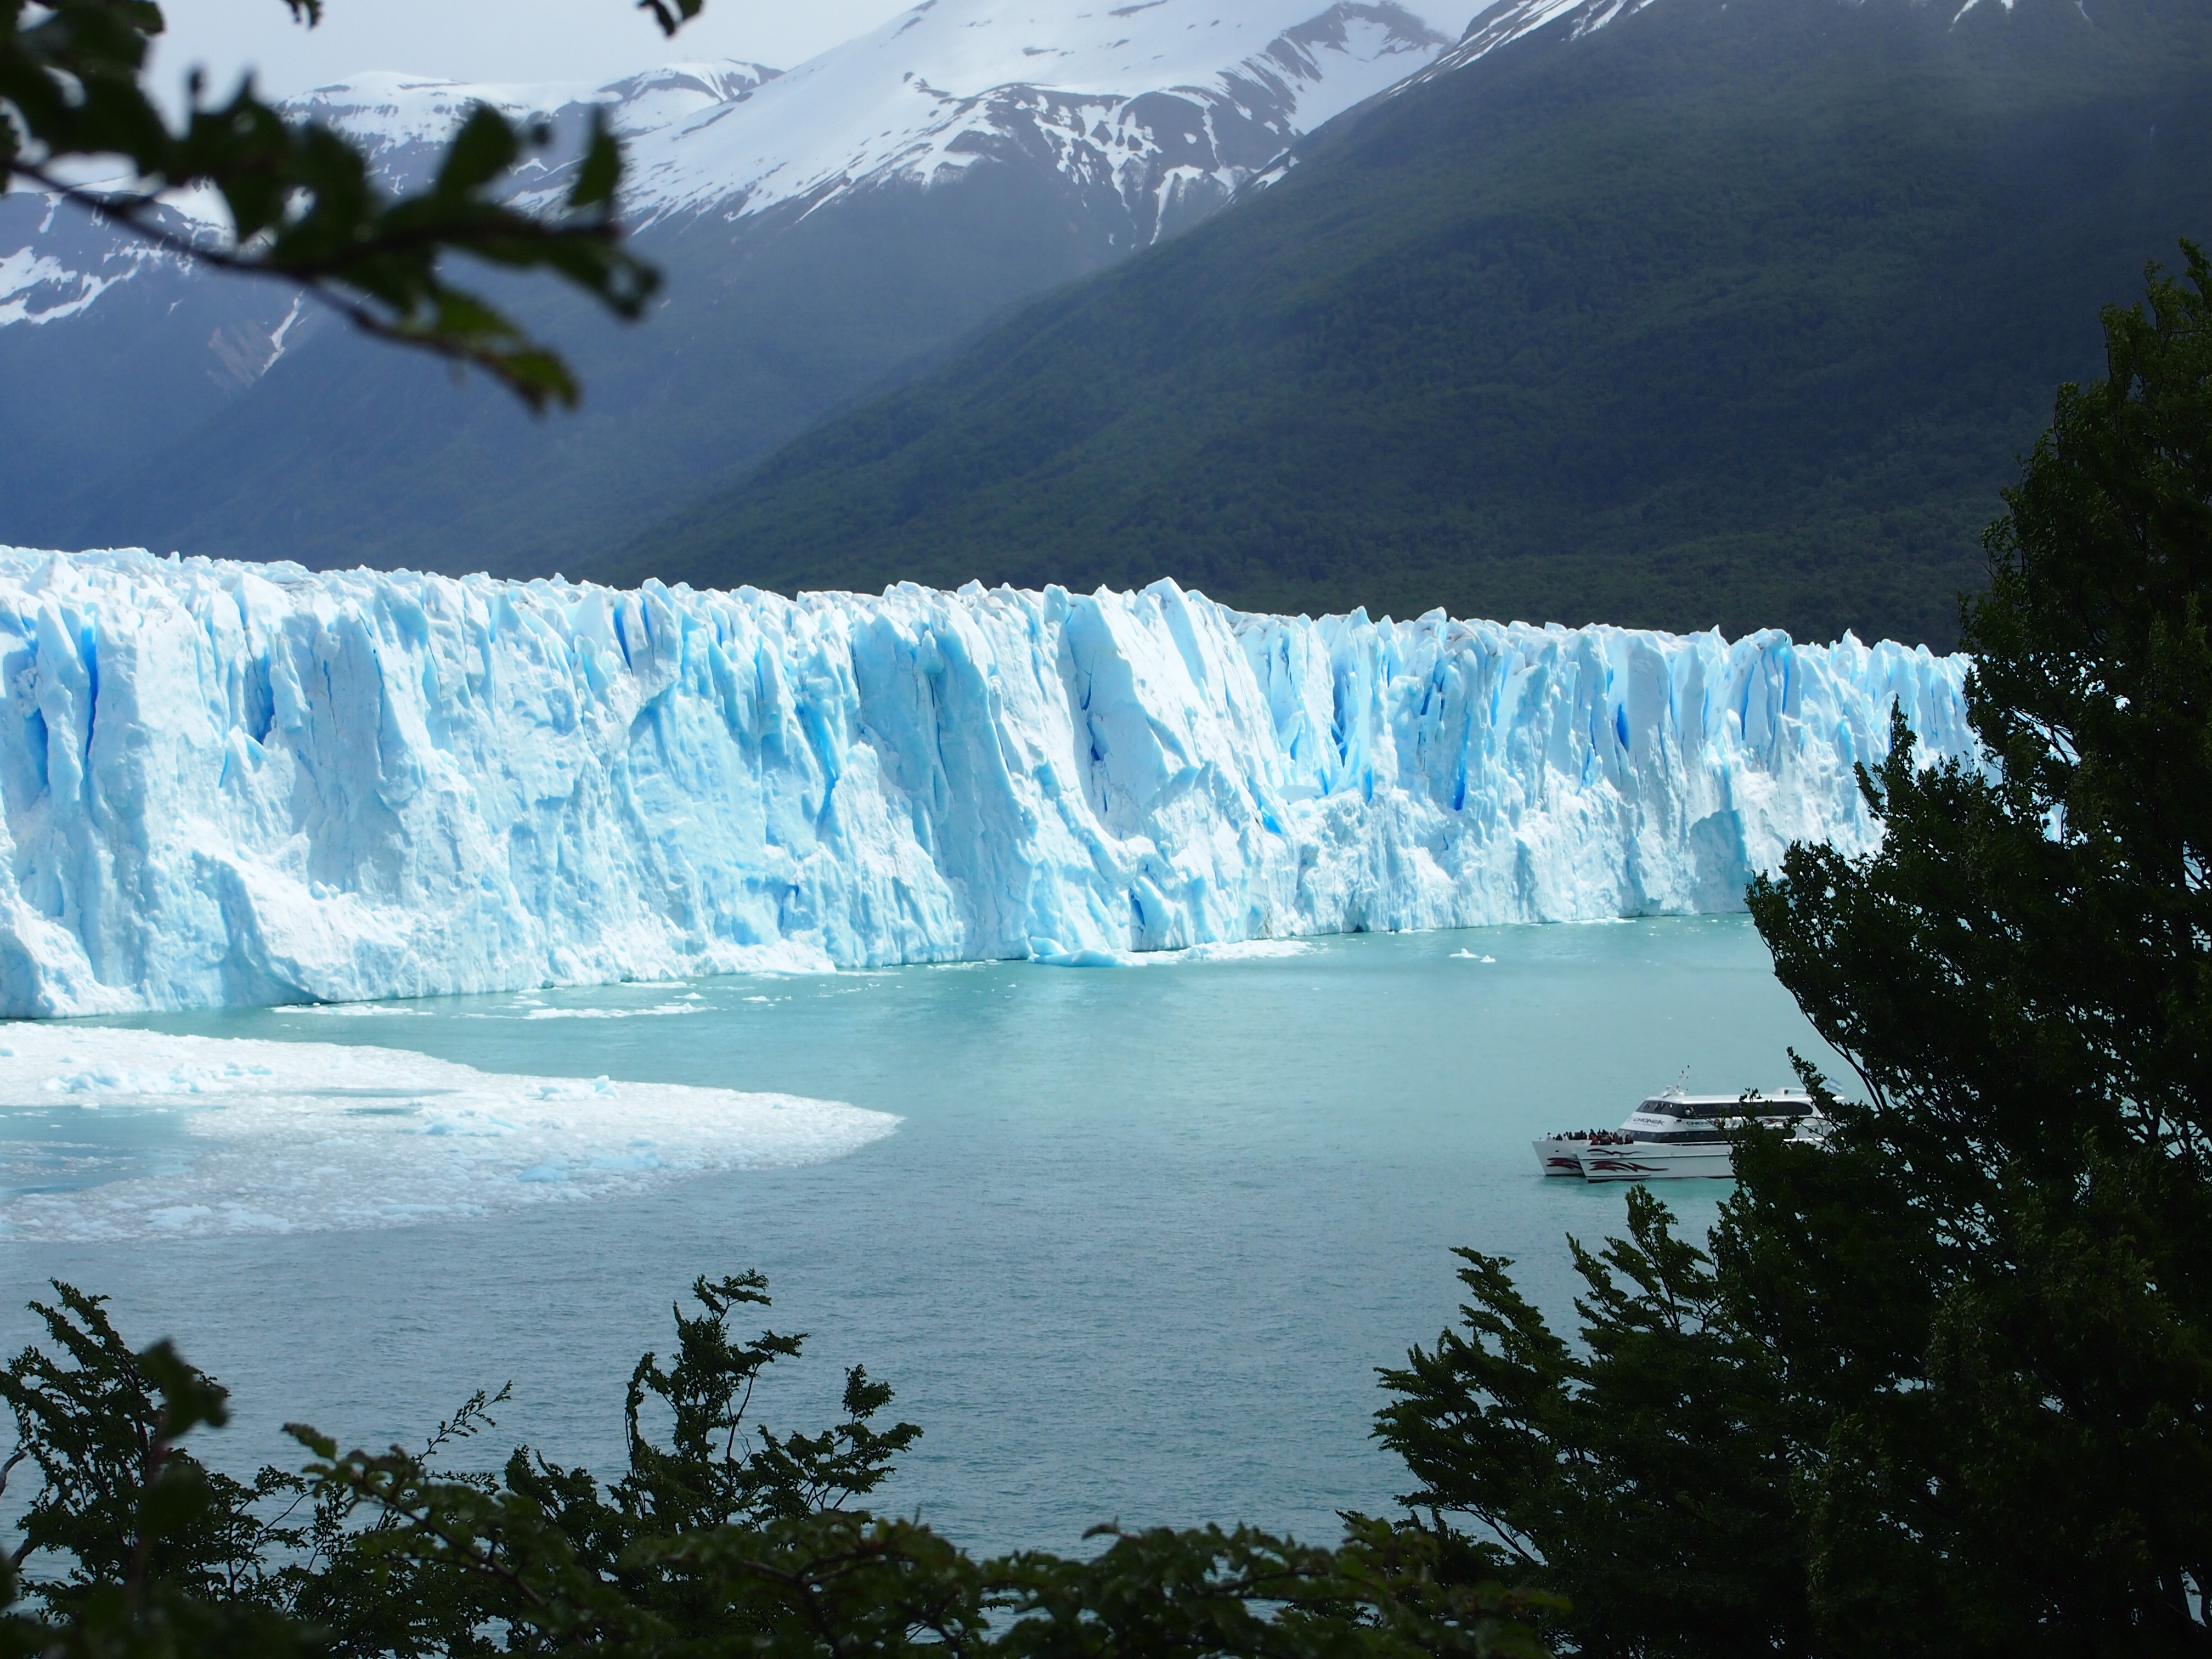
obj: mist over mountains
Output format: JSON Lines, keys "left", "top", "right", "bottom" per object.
{"left": 4, "top": 0, "right": 2209, "bottom": 645}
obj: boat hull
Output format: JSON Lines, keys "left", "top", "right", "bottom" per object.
{"left": 1576, "top": 1141, "right": 1736, "bottom": 1181}
{"left": 1531, "top": 1137, "right": 1590, "bottom": 1177}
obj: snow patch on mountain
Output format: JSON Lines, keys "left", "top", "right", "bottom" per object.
{"left": 1404, "top": 0, "right": 1667, "bottom": 88}
{"left": 605, "top": 0, "right": 1449, "bottom": 240}
{"left": 0, "top": 549, "right": 1972, "bottom": 1018}
{"left": 0, "top": 248, "right": 113, "bottom": 327}
{"left": 0, "top": 204, "right": 194, "bottom": 326}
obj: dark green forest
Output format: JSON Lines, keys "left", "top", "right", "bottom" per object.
{"left": 624, "top": 0, "right": 2212, "bottom": 647}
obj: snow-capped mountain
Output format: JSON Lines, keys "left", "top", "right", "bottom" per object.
{"left": 285, "top": 61, "right": 785, "bottom": 197}
{"left": 0, "top": 63, "right": 775, "bottom": 335}
{"left": 0, "top": 0, "right": 1675, "bottom": 580}
{"left": 2, "top": 0, "right": 1450, "bottom": 338}
{"left": 601, "top": 0, "right": 1448, "bottom": 241}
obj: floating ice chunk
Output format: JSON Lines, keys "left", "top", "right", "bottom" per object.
{"left": 521, "top": 1002, "right": 703, "bottom": 1019}
{"left": 0, "top": 551, "right": 1976, "bottom": 1017}
{"left": 283, "top": 1004, "right": 428, "bottom": 1017}
{"left": 1031, "top": 941, "right": 1138, "bottom": 968}
{"left": 144, "top": 1204, "right": 217, "bottom": 1231}
{"left": 1166, "top": 940, "right": 1313, "bottom": 962}
{"left": 0, "top": 1024, "right": 897, "bottom": 1242}
{"left": 43, "top": 1059, "right": 272, "bottom": 1094}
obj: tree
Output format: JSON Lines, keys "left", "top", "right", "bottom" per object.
{"left": 1, "top": 1274, "right": 1555, "bottom": 1658}
{"left": 1, "top": 0, "right": 709, "bottom": 408}
{"left": 1372, "top": 245, "right": 2212, "bottom": 1657}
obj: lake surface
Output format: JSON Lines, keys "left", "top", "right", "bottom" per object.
{"left": 0, "top": 917, "right": 1835, "bottom": 1555}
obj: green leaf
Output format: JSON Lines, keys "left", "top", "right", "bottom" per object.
{"left": 433, "top": 103, "right": 521, "bottom": 199}
{"left": 635, "top": 0, "right": 706, "bottom": 38}
{"left": 569, "top": 108, "right": 622, "bottom": 211}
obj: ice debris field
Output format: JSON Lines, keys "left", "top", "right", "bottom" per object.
{"left": 0, "top": 1021, "right": 895, "bottom": 1240}
{"left": 0, "top": 549, "right": 1974, "bottom": 1019}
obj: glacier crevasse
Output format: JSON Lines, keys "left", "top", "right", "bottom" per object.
{"left": 0, "top": 549, "right": 1974, "bottom": 1017}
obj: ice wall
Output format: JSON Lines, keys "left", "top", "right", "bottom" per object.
{"left": 0, "top": 549, "right": 1974, "bottom": 1017}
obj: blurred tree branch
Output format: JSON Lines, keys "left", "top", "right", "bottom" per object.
{"left": 0, "top": 0, "right": 709, "bottom": 408}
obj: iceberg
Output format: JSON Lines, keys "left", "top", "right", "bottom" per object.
{"left": 0, "top": 1022, "right": 898, "bottom": 1240}
{"left": 0, "top": 549, "right": 1973, "bottom": 1018}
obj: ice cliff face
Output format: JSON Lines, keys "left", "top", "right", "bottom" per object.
{"left": 0, "top": 550, "right": 1972, "bottom": 1018}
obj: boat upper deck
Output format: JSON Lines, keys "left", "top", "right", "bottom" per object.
{"left": 1634, "top": 1093, "right": 1816, "bottom": 1120}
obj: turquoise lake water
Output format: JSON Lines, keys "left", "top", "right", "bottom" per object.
{"left": 0, "top": 917, "right": 1835, "bottom": 1555}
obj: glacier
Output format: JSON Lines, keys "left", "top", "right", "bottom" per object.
{"left": 0, "top": 549, "right": 1973, "bottom": 1019}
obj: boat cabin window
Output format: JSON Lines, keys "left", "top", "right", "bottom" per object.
{"left": 1645, "top": 1099, "right": 1722, "bottom": 1119}
{"left": 1641, "top": 1096, "right": 1813, "bottom": 1120}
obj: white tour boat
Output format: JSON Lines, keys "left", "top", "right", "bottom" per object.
{"left": 1533, "top": 1080, "right": 1828, "bottom": 1181}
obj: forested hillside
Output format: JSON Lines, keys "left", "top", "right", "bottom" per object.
{"left": 22, "top": 172, "right": 1115, "bottom": 577}
{"left": 624, "top": 0, "right": 2212, "bottom": 646}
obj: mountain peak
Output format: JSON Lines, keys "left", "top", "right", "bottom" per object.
{"left": 606, "top": 0, "right": 1453, "bottom": 238}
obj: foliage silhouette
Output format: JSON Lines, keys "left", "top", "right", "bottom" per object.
{"left": 1371, "top": 247, "right": 2212, "bottom": 1657}
{"left": 2, "top": 1275, "right": 1554, "bottom": 1658}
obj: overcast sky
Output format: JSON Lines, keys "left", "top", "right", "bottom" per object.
{"left": 148, "top": 1, "right": 905, "bottom": 101}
